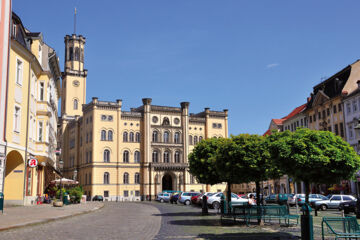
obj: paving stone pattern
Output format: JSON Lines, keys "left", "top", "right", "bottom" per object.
{"left": 0, "top": 202, "right": 161, "bottom": 240}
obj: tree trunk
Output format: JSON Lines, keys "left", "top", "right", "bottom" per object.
{"left": 255, "top": 181, "right": 263, "bottom": 225}
{"left": 305, "top": 181, "right": 310, "bottom": 204}
{"left": 227, "top": 182, "right": 231, "bottom": 213}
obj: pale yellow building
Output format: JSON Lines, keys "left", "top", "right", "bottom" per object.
{"left": 4, "top": 13, "right": 61, "bottom": 205}
{"left": 60, "top": 33, "right": 228, "bottom": 200}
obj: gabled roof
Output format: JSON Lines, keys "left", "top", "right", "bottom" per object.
{"left": 272, "top": 119, "right": 284, "bottom": 125}
{"left": 283, "top": 104, "right": 307, "bottom": 121}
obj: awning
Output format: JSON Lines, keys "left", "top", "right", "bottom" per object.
{"left": 34, "top": 155, "right": 50, "bottom": 166}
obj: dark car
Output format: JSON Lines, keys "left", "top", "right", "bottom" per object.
{"left": 339, "top": 199, "right": 357, "bottom": 214}
{"left": 170, "top": 193, "right": 179, "bottom": 204}
{"left": 265, "top": 194, "right": 293, "bottom": 205}
{"left": 92, "top": 195, "right": 104, "bottom": 201}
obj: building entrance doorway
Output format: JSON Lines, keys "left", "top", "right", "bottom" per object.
{"left": 4, "top": 150, "right": 24, "bottom": 202}
{"left": 162, "top": 174, "right": 173, "bottom": 191}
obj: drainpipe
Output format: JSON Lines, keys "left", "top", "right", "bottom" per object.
{"left": 2, "top": 9, "right": 12, "bottom": 194}
{"left": 22, "top": 57, "right": 34, "bottom": 204}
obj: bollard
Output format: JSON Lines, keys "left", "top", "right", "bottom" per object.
{"left": 301, "top": 203, "right": 314, "bottom": 240}
{"left": 202, "top": 195, "right": 208, "bottom": 215}
{"left": 220, "top": 195, "right": 225, "bottom": 214}
{"left": 0, "top": 193, "right": 3, "bottom": 214}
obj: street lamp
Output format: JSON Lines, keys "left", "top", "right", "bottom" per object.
{"left": 353, "top": 118, "right": 360, "bottom": 218}
{"left": 58, "top": 159, "right": 64, "bottom": 203}
{"left": 74, "top": 169, "right": 78, "bottom": 180}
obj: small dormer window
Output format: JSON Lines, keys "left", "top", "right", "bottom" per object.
{"left": 38, "top": 44, "right": 42, "bottom": 64}
{"left": 12, "top": 24, "right": 17, "bottom": 38}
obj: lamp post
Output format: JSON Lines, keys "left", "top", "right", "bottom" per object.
{"left": 58, "top": 159, "right": 63, "bottom": 203}
{"left": 353, "top": 119, "right": 360, "bottom": 218}
{"left": 74, "top": 169, "right": 78, "bottom": 181}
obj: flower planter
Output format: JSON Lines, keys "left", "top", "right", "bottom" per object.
{"left": 53, "top": 201, "right": 64, "bottom": 207}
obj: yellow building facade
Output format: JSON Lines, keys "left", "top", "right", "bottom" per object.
{"left": 60, "top": 33, "right": 228, "bottom": 200}
{"left": 4, "top": 13, "right": 61, "bottom": 205}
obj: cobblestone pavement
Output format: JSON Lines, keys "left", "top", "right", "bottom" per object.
{"left": 0, "top": 202, "right": 103, "bottom": 231}
{"left": 0, "top": 202, "right": 161, "bottom": 240}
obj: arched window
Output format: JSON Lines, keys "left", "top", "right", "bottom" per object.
{"left": 123, "top": 132, "right": 128, "bottom": 142}
{"left": 162, "top": 117, "right": 170, "bottom": 125}
{"left": 75, "top": 47, "right": 80, "bottom": 61}
{"left": 152, "top": 151, "right": 158, "bottom": 163}
{"left": 194, "top": 136, "right": 198, "bottom": 145}
{"left": 129, "top": 132, "right": 134, "bottom": 142}
{"left": 123, "top": 172, "right": 129, "bottom": 184}
{"left": 164, "top": 151, "right": 170, "bottom": 163}
{"left": 174, "top": 151, "right": 180, "bottom": 163}
{"left": 199, "top": 136, "right": 203, "bottom": 142}
{"left": 152, "top": 131, "right": 158, "bottom": 142}
{"left": 101, "top": 130, "right": 106, "bottom": 141}
{"left": 69, "top": 47, "right": 73, "bottom": 60}
{"left": 163, "top": 131, "right": 170, "bottom": 143}
{"left": 108, "top": 130, "right": 113, "bottom": 141}
{"left": 135, "top": 173, "right": 140, "bottom": 184}
{"left": 189, "top": 135, "right": 193, "bottom": 145}
{"left": 103, "top": 150, "right": 110, "bottom": 163}
{"left": 174, "top": 132, "right": 180, "bottom": 143}
{"left": 123, "top": 150, "right": 129, "bottom": 163}
{"left": 135, "top": 132, "right": 140, "bottom": 142}
{"left": 104, "top": 172, "right": 110, "bottom": 184}
{"left": 134, "top": 151, "right": 140, "bottom": 163}
{"left": 73, "top": 99, "right": 78, "bottom": 110}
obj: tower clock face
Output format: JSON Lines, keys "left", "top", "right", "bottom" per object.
{"left": 73, "top": 80, "right": 80, "bottom": 87}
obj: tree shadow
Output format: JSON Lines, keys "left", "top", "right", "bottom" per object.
{"left": 196, "top": 232, "right": 300, "bottom": 240}
{"left": 152, "top": 212, "right": 217, "bottom": 217}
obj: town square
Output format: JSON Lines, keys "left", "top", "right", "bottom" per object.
{"left": 1, "top": 1, "right": 360, "bottom": 239}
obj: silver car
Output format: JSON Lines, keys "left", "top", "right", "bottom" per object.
{"left": 156, "top": 193, "right": 171, "bottom": 203}
{"left": 315, "top": 194, "right": 356, "bottom": 211}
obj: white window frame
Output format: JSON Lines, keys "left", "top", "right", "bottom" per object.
{"left": 38, "top": 121, "right": 43, "bottom": 142}
{"left": 13, "top": 105, "right": 21, "bottom": 133}
{"left": 15, "top": 58, "right": 23, "bottom": 86}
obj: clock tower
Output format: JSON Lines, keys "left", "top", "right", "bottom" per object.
{"left": 61, "top": 34, "right": 87, "bottom": 117}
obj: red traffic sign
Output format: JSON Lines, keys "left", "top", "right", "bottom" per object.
{"left": 28, "top": 158, "right": 38, "bottom": 168}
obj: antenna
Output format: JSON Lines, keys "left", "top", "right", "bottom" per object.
{"left": 74, "top": 7, "right": 77, "bottom": 34}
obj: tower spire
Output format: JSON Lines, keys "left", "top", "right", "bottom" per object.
{"left": 74, "top": 7, "right": 77, "bottom": 34}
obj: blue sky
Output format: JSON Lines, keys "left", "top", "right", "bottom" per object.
{"left": 13, "top": 0, "right": 360, "bottom": 135}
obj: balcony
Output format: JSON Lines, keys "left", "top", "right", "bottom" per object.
{"left": 36, "top": 101, "right": 52, "bottom": 116}
{"left": 150, "top": 162, "right": 188, "bottom": 171}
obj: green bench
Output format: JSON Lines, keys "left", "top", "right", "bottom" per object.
{"left": 231, "top": 205, "right": 299, "bottom": 226}
{"left": 322, "top": 216, "right": 360, "bottom": 240}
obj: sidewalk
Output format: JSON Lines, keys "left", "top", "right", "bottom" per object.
{"left": 0, "top": 202, "right": 104, "bottom": 231}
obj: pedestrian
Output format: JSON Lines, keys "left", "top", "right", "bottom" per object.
{"left": 248, "top": 194, "right": 256, "bottom": 205}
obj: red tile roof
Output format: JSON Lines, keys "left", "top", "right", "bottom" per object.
{"left": 283, "top": 104, "right": 306, "bottom": 121}
{"left": 263, "top": 129, "right": 271, "bottom": 136}
{"left": 272, "top": 119, "right": 285, "bottom": 125}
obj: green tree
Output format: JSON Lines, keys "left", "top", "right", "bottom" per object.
{"left": 188, "top": 138, "right": 222, "bottom": 186}
{"left": 231, "top": 134, "right": 282, "bottom": 207}
{"left": 268, "top": 128, "right": 360, "bottom": 203}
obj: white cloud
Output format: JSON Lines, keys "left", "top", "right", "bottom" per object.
{"left": 266, "top": 63, "right": 279, "bottom": 69}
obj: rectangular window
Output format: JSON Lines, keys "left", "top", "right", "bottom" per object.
{"left": 309, "top": 116, "right": 312, "bottom": 123}
{"left": 124, "top": 190, "right": 129, "bottom": 197}
{"left": 338, "top": 103, "right": 342, "bottom": 112}
{"left": 16, "top": 59, "right": 23, "bottom": 85}
{"left": 327, "top": 108, "right": 330, "bottom": 116}
{"left": 322, "top": 110, "right": 325, "bottom": 119}
{"left": 86, "top": 133, "right": 88, "bottom": 143}
{"left": 135, "top": 191, "right": 140, "bottom": 197}
{"left": 353, "top": 100, "right": 357, "bottom": 112}
{"left": 89, "top": 151, "right": 92, "bottom": 163}
{"left": 39, "top": 82, "right": 44, "bottom": 101}
{"left": 300, "top": 119, "right": 304, "bottom": 126}
{"left": 313, "top": 114, "right": 316, "bottom": 121}
{"left": 349, "top": 125, "right": 354, "bottom": 139}
{"left": 14, "top": 106, "right": 21, "bottom": 132}
{"left": 89, "top": 173, "right": 92, "bottom": 184}
{"left": 327, "top": 126, "right": 331, "bottom": 132}
{"left": 347, "top": 103, "right": 351, "bottom": 115}
{"left": 296, "top": 121, "right": 299, "bottom": 127}
{"left": 86, "top": 152, "right": 88, "bottom": 164}
{"left": 89, "top": 131, "right": 92, "bottom": 142}
{"left": 335, "top": 124, "right": 339, "bottom": 135}
{"left": 340, "top": 122, "right": 344, "bottom": 137}
{"left": 318, "top": 112, "right": 321, "bottom": 119}
{"left": 333, "top": 105, "right": 337, "bottom": 114}
{"left": 38, "top": 121, "right": 43, "bottom": 142}
{"left": 104, "top": 191, "right": 109, "bottom": 198}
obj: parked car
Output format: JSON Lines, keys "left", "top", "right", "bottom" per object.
{"left": 288, "top": 194, "right": 328, "bottom": 207}
{"left": 191, "top": 193, "right": 202, "bottom": 205}
{"left": 178, "top": 192, "right": 201, "bottom": 205}
{"left": 156, "top": 193, "right": 171, "bottom": 203}
{"left": 315, "top": 195, "right": 356, "bottom": 211}
{"left": 265, "top": 194, "right": 293, "bottom": 205}
{"left": 170, "top": 193, "right": 180, "bottom": 204}
{"left": 92, "top": 195, "right": 104, "bottom": 201}
{"left": 338, "top": 199, "right": 358, "bottom": 214}
{"left": 198, "top": 192, "right": 216, "bottom": 205}
{"left": 298, "top": 194, "right": 328, "bottom": 207}
{"left": 207, "top": 192, "right": 248, "bottom": 209}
